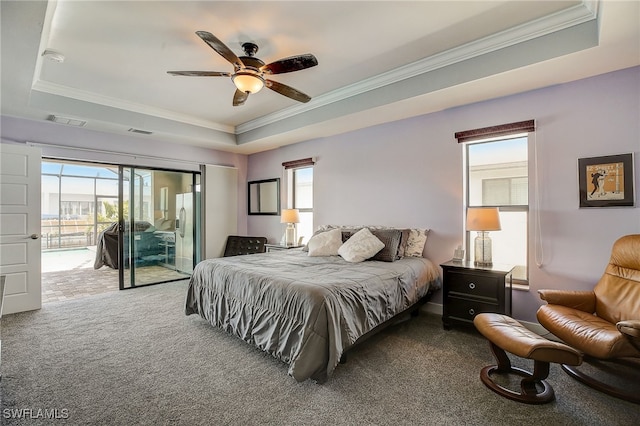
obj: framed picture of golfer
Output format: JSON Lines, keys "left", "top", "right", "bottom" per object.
{"left": 578, "top": 153, "right": 634, "bottom": 208}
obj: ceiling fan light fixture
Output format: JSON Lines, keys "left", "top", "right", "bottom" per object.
{"left": 169, "top": 31, "right": 317, "bottom": 105}
{"left": 232, "top": 72, "right": 264, "bottom": 94}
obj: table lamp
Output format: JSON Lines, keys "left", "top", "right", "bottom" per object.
{"left": 281, "top": 209, "right": 300, "bottom": 246}
{"left": 466, "top": 207, "right": 501, "bottom": 266}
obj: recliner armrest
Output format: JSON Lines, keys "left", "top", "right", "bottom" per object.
{"left": 537, "top": 289, "right": 596, "bottom": 312}
{"left": 617, "top": 320, "right": 640, "bottom": 339}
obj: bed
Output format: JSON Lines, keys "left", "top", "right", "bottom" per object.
{"left": 185, "top": 226, "right": 441, "bottom": 383}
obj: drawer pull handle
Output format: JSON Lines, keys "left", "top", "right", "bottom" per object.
{"left": 469, "top": 282, "right": 476, "bottom": 290}
{"left": 469, "top": 308, "right": 475, "bottom": 316}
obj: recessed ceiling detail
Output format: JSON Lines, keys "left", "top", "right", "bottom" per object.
{"left": 2, "top": 1, "right": 638, "bottom": 154}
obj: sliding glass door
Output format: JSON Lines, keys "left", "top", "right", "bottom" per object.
{"left": 119, "top": 167, "right": 200, "bottom": 289}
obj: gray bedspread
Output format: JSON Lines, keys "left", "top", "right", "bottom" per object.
{"left": 185, "top": 249, "right": 441, "bottom": 382}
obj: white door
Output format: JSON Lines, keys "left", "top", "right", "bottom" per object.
{"left": 0, "top": 143, "right": 42, "bottom": 314}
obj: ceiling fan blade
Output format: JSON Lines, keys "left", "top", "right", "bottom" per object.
{"left": 233, "top": 89, "right": 249, "bottom": 106}
{"left": 167, "top": 71, "right": 231, "bottom": 77}
{"left": 195, "top": 31, "right": 244, "bottom": 70}
{"left": 265, "top": 79, "right": 311, "bottom": 103}
{"left": 261, "top": 54, "right": 318, "bottom": 75}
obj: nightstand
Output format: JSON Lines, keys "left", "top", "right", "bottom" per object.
{"left": 440, "top": 260, "right": 514, "bottom": 330}
{"left": 265, "top": 244, "right": 304, "bottom": 252}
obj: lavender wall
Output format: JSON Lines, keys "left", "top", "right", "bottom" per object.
{"left": 0, "top": 115, "right": 250, "bottom": 235}
{"left": 248, "top": 66, "right": 640, "bottom": 322}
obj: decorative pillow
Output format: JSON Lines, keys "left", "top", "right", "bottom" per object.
{"left": 301, "top": 231, "right": 319, "bottom": 252}
{"left": 341, "top": 230, "right": 359, "bottom": 242}
{"left": 316, "top": 225, "right": 428, "bottom": 257}
{"left": 338, "top": 228, "right": 384, "bottom": 263}
{"left": 302, "top": 228, "right": 333, "bottom": 252}
{"left": 370, "top": 229, "right": 403, "bottom": 262}
{"left": 396, "top": 229, "right": 411, "bottom": 258}
{"left": 404, "top": 228, "right": 429, "bottom": 257}
{"left": 307, "top": 228, "right": 343, "bottom": 256}
{"left": 304, "top": 228, "right": 360, "bottom": 252}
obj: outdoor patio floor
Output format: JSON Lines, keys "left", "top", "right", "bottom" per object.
{"left": 41, "top": 248, "right": 188, "bottom": 303}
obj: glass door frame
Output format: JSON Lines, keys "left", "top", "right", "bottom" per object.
{"left": 117, "top": 165, "right": 201, "bottom": 290}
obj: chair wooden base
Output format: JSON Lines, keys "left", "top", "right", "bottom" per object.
{"left": 561, "top": 357, "right": 640, "bottom": 405}
{"left": 480, "top": 341, "right": 555, "bottom": 404}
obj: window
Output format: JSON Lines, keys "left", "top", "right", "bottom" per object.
{"left": 283, "top": 158, "right": 315, "bottom": 245}
{"left": 466, "top": 136, "right": 529, "bottom": 283}
{"left": 290, "top": 167, "right": 313, "bottom": 244}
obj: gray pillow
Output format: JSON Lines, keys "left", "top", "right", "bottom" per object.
{"left": 370, "top": 229, "right": 403, "bottom": 262}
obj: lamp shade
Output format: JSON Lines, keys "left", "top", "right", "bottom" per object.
{"left": 466, "top": 207, "right": 501, "bottom": 231}
{"left": 280, "top": 208, "right": 300, "bottom": 224}
{"left": 232, "top": 72, "right": 264, "bottom": 94}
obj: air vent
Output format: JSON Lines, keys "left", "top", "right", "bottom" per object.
{"left": 42, "top": 49, "right": 65, "bottom": 63}
{"left": 128, "top": 128, "right": 153, "bottom": 135}
{"left": 48, "top": 115, "right": 86, "bottom": 127}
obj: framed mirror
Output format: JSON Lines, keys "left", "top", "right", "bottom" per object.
{"left": 248, "top": 178, "right": 280, "bottom": 215}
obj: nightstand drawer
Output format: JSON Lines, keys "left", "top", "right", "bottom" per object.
{"left": 447, "top": 271, "right": 500, "bottom": 301}
{"left": 446, "top": 298, "right": 499, "bottom": 324}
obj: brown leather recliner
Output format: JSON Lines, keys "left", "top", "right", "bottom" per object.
{"left": 537, "top": 234, "right": 640, "bottom": 403}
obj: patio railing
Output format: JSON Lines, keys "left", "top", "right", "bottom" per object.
{"left": 41, "top": 219, "right": 113, "bottom": 250}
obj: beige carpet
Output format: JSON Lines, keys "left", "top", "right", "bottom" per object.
{"left": 3, "top": 281, "right": 639, "bottom": 425}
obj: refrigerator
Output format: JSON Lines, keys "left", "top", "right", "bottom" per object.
{"left": 175, "top": 193, "right": 194, "bottom": 274}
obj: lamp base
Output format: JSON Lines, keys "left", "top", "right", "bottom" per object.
{"left": 474, "top": 231, "right": 493, "bottom": 266}
{"left": 285, "top": 223, "right": 297, "bottom": 246}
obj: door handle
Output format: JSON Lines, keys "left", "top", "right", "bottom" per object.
{"left": 179, "top": 207, "right": 186, "bottom": 238}
{"left": 30, "top": 234, "right": 40, "bottom": 240}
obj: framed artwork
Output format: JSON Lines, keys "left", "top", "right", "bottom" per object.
{"left": 578, "top": 153, "right": 635, "bottom": 208}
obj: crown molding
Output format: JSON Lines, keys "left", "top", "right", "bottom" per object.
{"left": 30, "top": 0, "right": 599, "bottom": 143}
{"left": 30, "top": 79, "right": 235, "bottom": 134}
{"left": 236, "top": 1, "right": 598, "bottom": 135}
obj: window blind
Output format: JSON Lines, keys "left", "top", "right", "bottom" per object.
{"left": 455, "top": 120, "right": 535, "bottom": 143}
{"left": 282, "top": 157, "right": 315, "bottom": 169}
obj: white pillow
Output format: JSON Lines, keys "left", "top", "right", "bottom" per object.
{"left": 307, "top": 228, "right": 343, "bottom": 256}
{"left": 338, "top": 228, "right": 384, "bottom": 263}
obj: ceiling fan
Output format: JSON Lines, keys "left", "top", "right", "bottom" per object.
{"left": 167, "top": 31, "right": 318, "bottom": 106}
